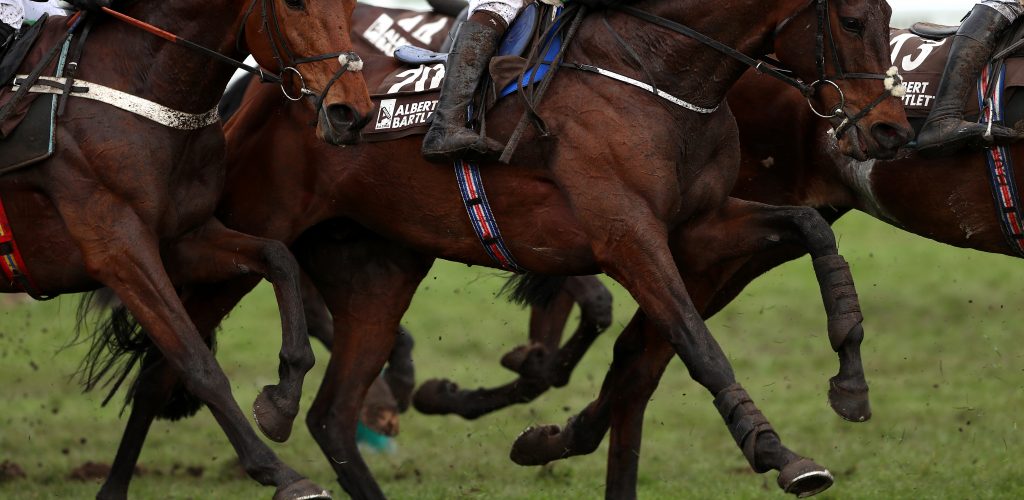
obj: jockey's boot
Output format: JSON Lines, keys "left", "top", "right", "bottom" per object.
{"left": 916, "top": 5, "right": 1024, "bottom": 157}
{"left": 0, "top": 22, "right": 15, "bottom": 56}
{"left": 421, "top": 18, "right": 505, "bottom": 163}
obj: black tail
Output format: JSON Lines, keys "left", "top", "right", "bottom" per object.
{"left": 73, "top": 290, "right": 211, "bottom": 420}
{"left": 499, "top": 273, "right": 567, "bottom": 309}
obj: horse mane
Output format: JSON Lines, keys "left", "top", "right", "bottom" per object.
{"left": 499, "top": 273, "right": 568, "bottom": 309}
{"left": 72, "top": 290, "right": 210, "bottom": 421}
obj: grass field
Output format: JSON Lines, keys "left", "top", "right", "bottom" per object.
{"left": 1, "top": 211, "right": 1023, "bottom": 499}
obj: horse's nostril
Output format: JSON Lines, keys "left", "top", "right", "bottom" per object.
{"left": 871, "top": 122, "right": 911, "bottom": 150}
{"left": 326, "top": 104, "right": 356, "bottom": 127}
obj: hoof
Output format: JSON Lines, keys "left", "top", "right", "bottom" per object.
{"left": 412, "top": 379, "right": 461, "bottom": 415}
{"left": 500, "top": 344, "right": 548, "bottom": 379}
{"left": 273, "top": 478, "right": 331, "bottom": 500}
{"left": 777, "top": 458, "right": 833, "bottom": 498}
{"left": 510, "top": 424, "right": 568, "bottom": 466}
{"left": 253, "top": 385, "right": 297, "bottom": 443}
{"left": 828, "top": 377, "right": 871, "bottom": 422}
{"left": 500, "top": 345, "right": 533, "bottom": 372}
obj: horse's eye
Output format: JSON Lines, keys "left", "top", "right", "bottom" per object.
{"left": 284, "top": 0, "right": 305, "bottom": 10}
{"left": 840, "top": 17, "right": 865, "bottom": 35}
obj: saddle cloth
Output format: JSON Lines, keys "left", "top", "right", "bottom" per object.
{"left": 890, "top": 27, "right": 1024, "bottom": 120}
{"left": 356, "top": 3, "right": 549, "bottom": 142}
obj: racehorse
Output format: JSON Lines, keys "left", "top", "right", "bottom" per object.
{"left": 0, "top": 1, "right": 372, "bottom": 499}
{"left": 475, "top": 24, "right": 1024, "bottom": 500}
{"left": 92, "top": 0, "right": 910, "bottom": 498}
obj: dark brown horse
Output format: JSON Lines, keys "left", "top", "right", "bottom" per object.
{"left": 463, "top": 26, "right": 1024, "bottom": 500}
{"left": 96, "top": 0, "right": 910, "bottom": 498}
{"left": 0, "top": 1, "right": 372, "bottom": 499}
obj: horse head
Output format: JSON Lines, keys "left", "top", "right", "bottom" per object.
{"left": 773, "top": 0, "right": 912, "bottom": 160}
{"left": 241, "top": 0, "right": 374, "bottom": 145}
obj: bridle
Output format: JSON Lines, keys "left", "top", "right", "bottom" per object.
{"left": 98, "top": 0, "right": 363, "bottom": 119}
{"left": 616, "top": 0, "right": 904, "bottom": 138}
{"left": 236, "top": 0, "right": 362, "bottom": 117}
{"left": 777, "top": 0, "right": 903, "bottom": 137}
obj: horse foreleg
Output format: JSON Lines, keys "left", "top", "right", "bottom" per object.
{"left": 62, "top": 211, "right": 326, "bottom": 499}
{"left": 678, "top": 199, "right": 869, "bottom": 422}
{"left": 165, "top": 219, "right": 315, "bottom": 443}
{"left": 98, "top": 280, "right": 258, "bottom": 500}
{"left": 299, "top": 269, "right": 337, "bottom": 350}
{"left": 294, "top": 230, "right": 433, "bottom": 499}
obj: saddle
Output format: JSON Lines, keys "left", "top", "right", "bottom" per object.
{"left": 0, "top": 15, "right": 70, "bottom": 174}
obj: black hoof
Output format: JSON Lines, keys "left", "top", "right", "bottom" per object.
{"left": 509, "top": 424, "right": 568, "bottom": 466}
{"left": 273, "top": 478, "right": 331, "bottom": 500}
{"left": 828, "top": 377, "right": 871, "bottom": 422}
{"left": 777, "top": 458, "right": 833, "bottom": 498}
{"left": 412, "top": 379, "right": 461, "bottom": 415}
{"left": 253, "top": 385, "right": 297, "bottom": 443}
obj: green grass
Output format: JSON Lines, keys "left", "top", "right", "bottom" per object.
{"left": 2, "top": 211, "right": 1023, "bottom": 499}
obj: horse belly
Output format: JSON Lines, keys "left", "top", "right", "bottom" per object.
{"left": 337, "top": 144, "right": 599, "bottom": 275}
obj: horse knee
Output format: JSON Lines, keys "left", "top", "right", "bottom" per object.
{"left": 788, "top": 207, "right": 837, "bottom": 253}
{"left": 260, "top": 239, "right": 301, "bottom": 279}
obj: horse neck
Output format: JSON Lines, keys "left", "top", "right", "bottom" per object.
{"left": 100, "top": 0, "right": 249, "bottom": 114}
{"left": 580, "top": 0, "right": 803, "bottom": 109}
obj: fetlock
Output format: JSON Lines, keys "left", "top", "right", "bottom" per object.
{"left": 421, "top": 20, "right": 505, "bottom": 163}
{"left": 713, "top": 383, "right": 777, "bottom": 473}
{"left": 917, "top": 5, "right": 1024, "bottom": 155}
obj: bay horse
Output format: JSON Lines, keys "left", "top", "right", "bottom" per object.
{"left": 94, "top": 0, "right": 910, "bottom": 498}
{"left": 456, "top": 26, "right": 1024, "bottom": 500}
{"left": 0, "top": 1, "right": 372, "bottom": 498}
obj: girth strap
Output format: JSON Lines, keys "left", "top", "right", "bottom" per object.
{"left": 12, "top": 75, "right": 220, "bottom": 130}
{"left": 978, "top": 63, "right": 1024, "bottom": 257}
{"left": 454, "top": 160, "right": 523, "bottom": 273}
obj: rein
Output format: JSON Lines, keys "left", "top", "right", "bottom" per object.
{"left": 614, "top": 0, "right": 904, "bottom": 138}
{"left": 99, "top": 1, "right": 362, "bottom": 116}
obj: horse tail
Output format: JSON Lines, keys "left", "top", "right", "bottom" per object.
{"left": 73, "top": 291, "right": 210, "bottom": 421}
{"left": 499, "top": 273, "right": 567, "bottom": 309}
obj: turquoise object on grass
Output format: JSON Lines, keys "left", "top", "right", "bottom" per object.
{"left": 356, "top": 421, "right": 395, "bottom": 453}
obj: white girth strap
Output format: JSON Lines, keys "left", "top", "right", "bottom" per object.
{"left": 573, "top": 64, "right": 720, "bottom": 114}
{"left": 10, "top": 75, "right": 220, "bottom": 130}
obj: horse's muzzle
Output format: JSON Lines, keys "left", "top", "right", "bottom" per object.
{"left": 317, "top": 104, "right": 370, "bottom": 146}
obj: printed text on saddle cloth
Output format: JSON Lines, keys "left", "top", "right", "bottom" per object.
{"left": 889, "top": 1, "right": 1024, "bottom": 112}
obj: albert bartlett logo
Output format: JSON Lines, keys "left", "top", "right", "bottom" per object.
{"left": 375, "top": 99, "right": 396, "bottom": 130}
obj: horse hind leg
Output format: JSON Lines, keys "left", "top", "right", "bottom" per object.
{"left": 413, "top": 275, "right": 611, "bottom": 419}
{"left": 165, "top": 219, "right": 315, "bottom": 443}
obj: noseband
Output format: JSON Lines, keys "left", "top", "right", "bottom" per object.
{"left": 617, "top": 0, "right": 904, "bottom": 138}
